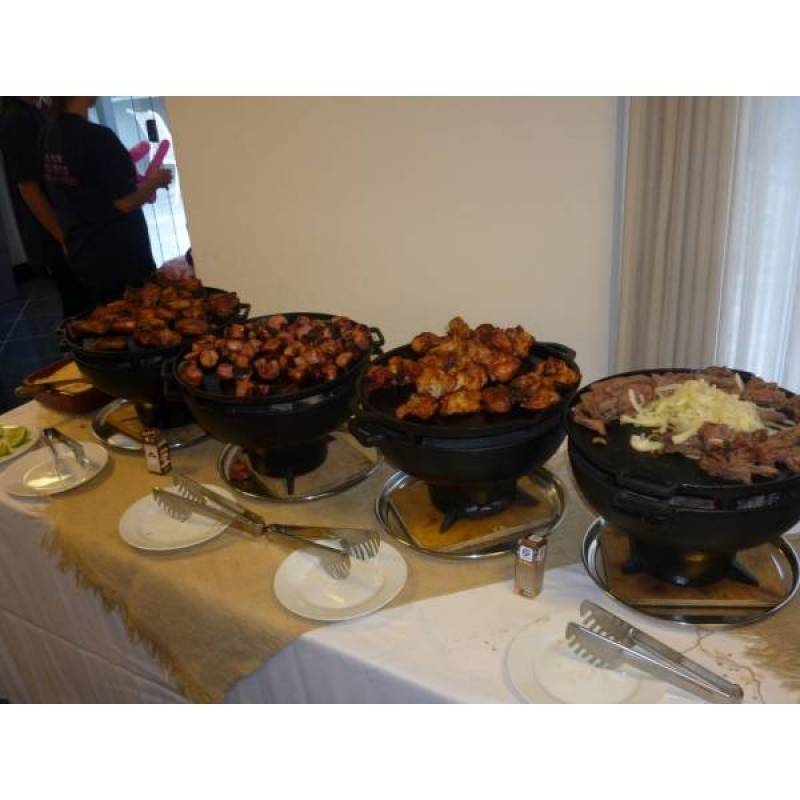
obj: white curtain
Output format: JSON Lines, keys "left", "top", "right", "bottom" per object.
{"left": 715, "top": 97, "right": 800, "bottom": 393}
{"left": 614, "top": 97, "right": 740, "bottom": 372}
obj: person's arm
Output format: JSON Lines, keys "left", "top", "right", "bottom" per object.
{"left": 112, "top": 167, "right": 172, "bottom": 214}
{"left": 17, "top": 179, "right": 64, "bottom": 244}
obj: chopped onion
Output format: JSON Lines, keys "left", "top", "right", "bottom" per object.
{"left": 622, "top": 378, "right": 765, "bottom": 452}
{"left": 628, "top": 388, "right": 643, "bottom": 413}
{"left": 630, "top": 434, "right": 664, "bottom": 453}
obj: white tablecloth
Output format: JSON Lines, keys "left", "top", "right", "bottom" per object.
{"left": 1, "top": 401, "right": 796, "bottom": 703}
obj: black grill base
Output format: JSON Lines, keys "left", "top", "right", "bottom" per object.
{"left": 427, "top": 481, "right": 519, "bottom": 533}
{"left": 245, "top": 439, "right": 330, "bottom": 496}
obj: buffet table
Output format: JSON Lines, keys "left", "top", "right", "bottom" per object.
{"left": 2, "top": 400, "right": 800, "bottom": 703}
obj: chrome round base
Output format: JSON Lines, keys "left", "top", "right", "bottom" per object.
{"left": 581, "top": 517, "right": 800, "bottom": 627}
{"left": 92, "top": 399, "right": 206, "bottom": 452}
{"left": 375, "top": 467, "right": 565, "bottom": 560}
{"left": 217, "top": 432, "right": 381, "bottom": 503}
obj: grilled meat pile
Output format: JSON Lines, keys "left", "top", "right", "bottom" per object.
{"left": 365, "top": 317, "right": 580, "bottom": 420}
{"left": 179, "top": 314, "right": 372, "bottom": 399}
{"left": 573, "top": 367, "right": 800, "bottom": 483}
{"left": 68, "top": 275, "right": 240, "bottom": 351}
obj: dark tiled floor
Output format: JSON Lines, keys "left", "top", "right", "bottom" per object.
{"left": 0, "top": 275, "right": 65, "bottom": 413}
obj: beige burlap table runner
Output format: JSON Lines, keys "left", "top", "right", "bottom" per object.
{"left": 41, "top": 413, "right": 800, "bottom": 702}
{"left": 44, "top": 415, "right": 595, "bottom": 703}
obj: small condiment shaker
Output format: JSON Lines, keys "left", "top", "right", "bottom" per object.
{"left": 514, "top": 533, "right": 548, "bottom": 598}
{"left": 142, "top": 428, "right": 172, "bottom": 475}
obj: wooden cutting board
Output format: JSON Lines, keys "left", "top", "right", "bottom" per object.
{"left": 106, "top": 403, "right": 146, "bottom": 442}
{"left": 599, "top": 525, "right": 788, "bottom": 608}
{"left": 389, "top": 477, "right": 557, "bottom": 554}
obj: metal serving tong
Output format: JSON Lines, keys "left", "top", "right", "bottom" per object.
{"left": 566, "top": 600, "right": 744, "bottom": 704}
{"left": 172, "top": 471, "right": 381, "bottom": 562}
{"left": 153, "top": 487, "right": 352, "bottom": 579}
{"left": 42, "top": 427, "right": 92, "bottom": 471}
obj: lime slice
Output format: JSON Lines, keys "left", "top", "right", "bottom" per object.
{"left": 0, "top": 440, "right": 9, "bottom": 457}
{"left": 2, "top": 425, "right": 27, "bottom": 449}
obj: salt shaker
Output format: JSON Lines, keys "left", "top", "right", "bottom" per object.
{"left": 514, "top": 533, "right": 548, "bottom": 598}
{"left": 142, "top": 428, "right": 171, "bottom": 475}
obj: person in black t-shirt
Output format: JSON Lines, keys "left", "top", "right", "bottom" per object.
{"left": 42, "top": 97, "right": 173, "bottom": 305}
{"left": 0, "top": 96, "right": 85, "bottom": 316}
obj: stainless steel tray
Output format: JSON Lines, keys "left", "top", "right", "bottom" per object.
{"left": 581, "top": 517, "right": 800, "bottom": 627}
{"left": 217, "top": 432, "right": 381, "bottom": 503}
{"left": 375, "top": 467, "right": 566, "bottom": 560}
{"left": 91, "top": 398, "right": 207, "bottom": 452}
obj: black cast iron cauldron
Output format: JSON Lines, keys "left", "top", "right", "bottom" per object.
{"left": 349, "top": 341, "right": 580, "bottom": 489}
{"left": 174, "top": 313, "right": 384, "bottom": 458}
{"left": 565, "top": 368, "right": 800, "bottom": 581}
{"left": 61, "top": 288, "right": 249, "bottom": 426}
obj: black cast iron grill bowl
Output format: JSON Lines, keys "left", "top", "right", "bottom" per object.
{"left": 349, "top": 341, "right": 581, "bottom": 494}
{"left": 174, "top": 313, "right": 384, "bottom": 470}
{"left": 565, "top": 367, "right": 800, "bottom": 581}
{"left": 60, "top": 287, "right": 250, "bottom": 407}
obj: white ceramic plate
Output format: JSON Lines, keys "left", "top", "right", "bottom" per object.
{"left": 274, "top": 540, "right": 407, "bottom": 622}
{"left": 119, "top": 483, "right": 237, "bottom": 552}
{"left": 4, "top": 441, "right": 109, "bottom": 497}
{"left": 506, "top": 609, "right": 666, "bottom": 704}
{"left": 0, "top": 425, "right": 40, "bottom": 466}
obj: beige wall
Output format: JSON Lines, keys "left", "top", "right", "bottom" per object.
{"left": 167, "top": 97, "right": 618, "bottom": 381}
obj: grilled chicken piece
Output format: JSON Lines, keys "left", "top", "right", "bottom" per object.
{"left": 175, "top": 318, "right": 210, "bottom": 336}
{"left": 533, "top": 357, "right": 579, "bottom": 388}
{"left": 511, "top": 372, "right": 561, "bottom": 411}
{"left": 135, "top": 328, "right": 182, "bottom": 348}
{"left": 448, "top": 316, "right": 472, "bottom": 339}
{"left": 439, "top": 389, "right": 482, "bottom": 416}
{"left": 482, "top": 385, "right": 513, "bottom": 414}
{"left": 164, "top": 298, "right": 192, "bottom": 311}
{"left": 485, "top": 353, "right": 521, "bottom": 383}
{"left": 90, "top": 336, "right": 128, "bottom": 351}
{"left": 110, "top": 318, "right": 136, "bottom": 334}
{"left": 266, "top": 315, "right": 289, "bottom": 333}
{"left": 387, "top": 356, "right": 422, "bottom": 385}
{"left": 351, "top": 324, "right": 372, "bottom": 351}
{"left": 199, "top": 349, "right": 219, "bottom": 369}
{"left": 452, "top": 363, "right": 489, "bottom": 392}
{"left": 287, "top": 364, "right": 308, "bottom": 384}
{"left": 70, "top": 319, "right": 111, "bottom": 337}
{"left": 336, "top": 351, "right": 357, "bottom": 369}
{"left": 155, "top": 307, "right": 178, "bottom": 321}
{"left": 206, "top": 292, "right": 239, "bottom": 319}
{"left": 366, "top": 365, "right": 395, "bottom": 391}
{"left": 506, "top": 325, "right": 535, "bottom": 358}
{"left": 235, "top": 378, "right": 253, "bottom": 398}
{"left": 182, "top": 362, "right": 205, "bottom": 386}
{"left": 519, "top": 388, "right": 560, "bottom": 411}
{"left": 319, "top": 338, "right": 342, "bottom": 358}
{"left": 226, "top": 323, "right": 247, "bottom": 340}
{"left": 410, "top": 332, "right": 443, "bottom": 354}
{"left": 396, "top": 393, "right": 439, "bottom": 420}
{"left": 416, "top": 367, "right": 457, "bottom": 399}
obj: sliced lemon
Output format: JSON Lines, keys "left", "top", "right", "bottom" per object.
{"left": 2, "top": 425, "right": 27, "bottom": 449}
{"left": 0, "top": 440, "right": 9, "bottom": 457}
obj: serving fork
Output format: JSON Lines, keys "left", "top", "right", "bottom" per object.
{"left": 172, "top": 471, "right": 381, "bottom": 562}
{"left": 152, "top": 486, "right": 352, "bottom": 579}
{"left": 565, "top": 602, "right": 743, "bottom": 704}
